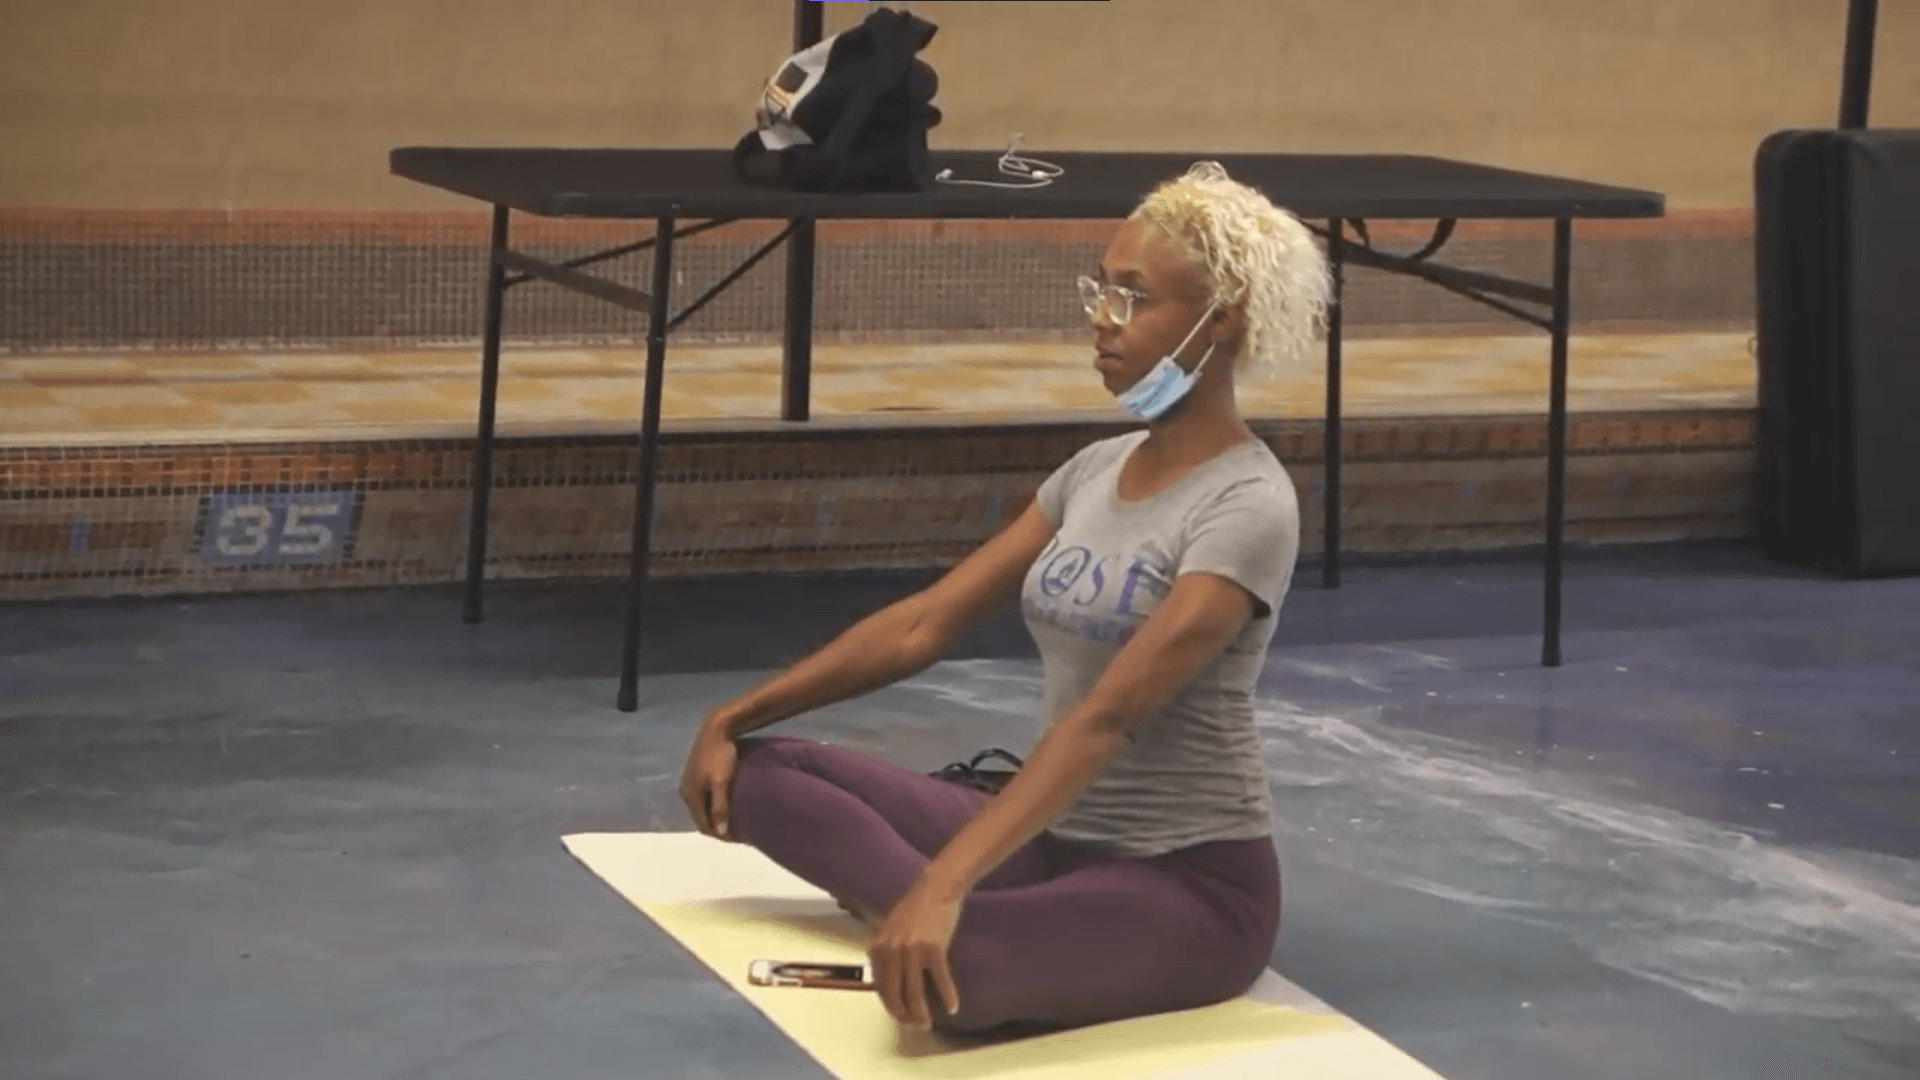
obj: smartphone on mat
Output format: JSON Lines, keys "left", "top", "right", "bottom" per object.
{"left": 748, "top": 960, "right": 874, "bottom": 991}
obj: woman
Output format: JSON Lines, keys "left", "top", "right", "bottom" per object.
{"left": 679, "top": 161, "right": 1331, "bottom": 1036}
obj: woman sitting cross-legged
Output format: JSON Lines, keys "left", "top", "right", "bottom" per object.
{"left": 679, "top": 161, "right": 1331, "bottom": 1036}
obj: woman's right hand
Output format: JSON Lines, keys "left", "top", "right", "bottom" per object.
{"left": 680, "top": 716, "right": 743, "bottom": 843}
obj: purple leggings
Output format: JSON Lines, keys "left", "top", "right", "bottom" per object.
{"left": 728, "top": 735, "right": 1281, "bottom": 1034}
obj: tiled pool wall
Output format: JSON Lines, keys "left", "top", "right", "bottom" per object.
{"left": 1, "top": 411, "right": 1755, "bottom": 601}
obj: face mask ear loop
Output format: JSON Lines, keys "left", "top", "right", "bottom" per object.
{"left": 1188, "top": 340, "right": 1218, "bottom": 380}
{"left": 1169, "top": 300, "right": 1221, "bottom": 373}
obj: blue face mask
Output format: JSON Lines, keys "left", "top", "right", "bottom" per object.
{"left": 1113, "top": 301, "right": 1220, "bottom": 422}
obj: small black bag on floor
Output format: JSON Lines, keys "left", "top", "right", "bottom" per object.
{"left": 732, "top": 6, "right": 942, "bottom": 193}
{"left": 930, "top": 748, "right": 1024, "bottom": 795}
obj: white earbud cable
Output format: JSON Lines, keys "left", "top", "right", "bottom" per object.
{"left": 935, "top": 135, "right": 1064, "bottom": 189}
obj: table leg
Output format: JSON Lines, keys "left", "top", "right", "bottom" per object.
{"left": 786, "top": 0, "right": 823, "bottom": 424}
{"left": 1543, "top": 217, "right": 1573, "bottom": 667}
{"left": 462, "top": 204, "right": 511, "bottom": 625}
{"left": 794, "top": 0, "right": 823, "bottom": 50}
{"left": 782, "top": 216, "right": 816, "bottom": 422}
{"left": 1323, "top": 218, "right": 1347, "bottom": 589}
{"left": 617, "top": 216, "right": 677, "bottom": 712}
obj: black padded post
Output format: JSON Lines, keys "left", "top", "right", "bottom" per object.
{"left": 1839, "top": 0, "right": 1878, "bottom": 129}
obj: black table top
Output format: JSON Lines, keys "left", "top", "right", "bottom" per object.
{"left": 391, "top": 147, "right": 1664, "bottom": 222}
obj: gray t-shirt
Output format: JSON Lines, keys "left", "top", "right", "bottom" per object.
{"left": 1021, "top": 430, "right": 1299, "bottom": 858}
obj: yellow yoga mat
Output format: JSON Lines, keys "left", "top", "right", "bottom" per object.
{"left": 564, "top": 832, "right": 1448, "bottom": 1080}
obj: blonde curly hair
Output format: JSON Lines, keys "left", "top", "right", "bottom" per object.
{"left": 1128, "top": 161, "right": 1331, "bottom": 382}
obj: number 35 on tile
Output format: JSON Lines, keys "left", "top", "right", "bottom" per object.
{"left": 194, "top": 491, "right": 362, "bottom": 567}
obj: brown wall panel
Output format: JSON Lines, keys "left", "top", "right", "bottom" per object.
{"left": 3, "top": 1, "right": 1915, "bottom": 210}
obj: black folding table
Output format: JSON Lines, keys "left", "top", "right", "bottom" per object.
{"left": 389, "top": 146, "right": 1663, "bottom": 710}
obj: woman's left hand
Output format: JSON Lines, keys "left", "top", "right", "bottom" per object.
{"left": 868, "top": 875, "right": 965, "bottom": 1029}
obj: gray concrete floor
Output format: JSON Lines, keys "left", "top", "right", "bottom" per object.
{"left": 1, "top": 542, "right": 1916, "bottom": 1080}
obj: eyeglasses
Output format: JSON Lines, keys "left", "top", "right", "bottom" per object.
{"left": 1076, "top": 276, "right": 1150, "bottom": 326}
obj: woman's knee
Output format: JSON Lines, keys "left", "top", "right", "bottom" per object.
{"left": 926, "top": 934, "right": 1012, "bottom": 1034}
{"left": 926, "top": 879, "right": 1277, "bottom": 1034}
{"left": 926, "top": 929, "right": 1104, "bottom": 1034}
{"left": 732, "top": 734, "right": 811, "bottom": 766}
{"left": 732, "top": 736, "right": 833, "bottom": 799}
{"left": 726, "top": 737, "right": 816, "bottom": 837}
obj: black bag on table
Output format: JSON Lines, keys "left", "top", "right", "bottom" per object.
{"left": 1753, "top": 128, "right": 1920, "bottom": 577}
{"left": 733, "top": 7, "right": 942, "bottom": 193}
